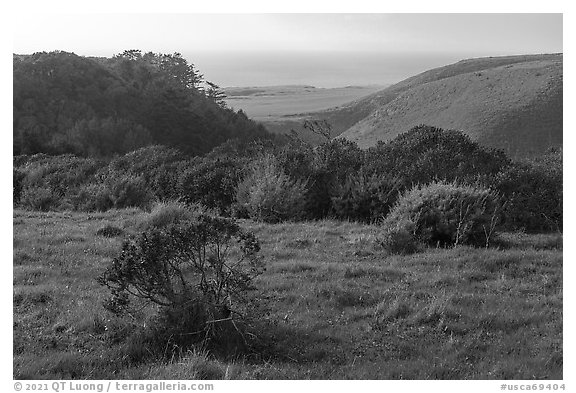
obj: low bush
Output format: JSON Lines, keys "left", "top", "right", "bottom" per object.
{"left": 236, "top": 154, "right": 308, "bottom": 223}
{"left": 148, "top": 162, "right": 188, "bottom": 202}
{"left": 272, "top": 139, "right": 365, "bottom": 219}
{"left": 106, "top": 175, "right": 154, "bottom": 210}
{"left": 492, "top": 149, "right": 562, "bottom": 232}
{"left": 96, "top": 225, "right": 124, "bottom": 238}
{"left": 179, "top": 158, "right": 244, "bottom": 215}
{"left": 20, "top": 186, "right": 59, "bottom": 211}
{"left": 18, "top": 154, "right": 104, "bottom": 198}
{"left": 98, "top": 214, "right": 263, "bottom": 352}
{"left": 74, "top": 183, "right": 114, "bottom": 212}
{"left": 13, "top": 168, "right": 26, "bottom": 204}
{"left": 382, "top": 181, "right": 500, "bottom": 251}
{"left": 107, "top": 145, "right": 185, "bottom": 177}
{"left": 380, "top": 219, "right": 421, "bottom": 255}
{"left": 273, "top": 142, "right": 331, "bottom": 219}
{"left": 140, "top": 201, "right": 207, "bottom": 230}
{"left": 364, "top": 125, "right": 510, "bottom": 187}
{"left": 313, "top": 138, "right": 365, "bottom": 185}
{"left": 107, "top": 145, "right": 187, "bottom": 202}
{"left": 16, "top": 154, "right": 105, "bottom": 211}
{"left": 331, "top": 172, "right": 401, "bottom": 223}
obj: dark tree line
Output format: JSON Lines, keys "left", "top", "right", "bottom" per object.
{"left": 13, "top": 50, "right": 274, "bottom": 157}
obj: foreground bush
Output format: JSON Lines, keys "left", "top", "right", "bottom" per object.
{"left": 98, "top": 213, "right": 263, "bottom": 352}
{"left": 382, "top": 182, "right": 500, "bottom": 252}
{"left": 236, "top": 154, "right": 308, "bottom": 223}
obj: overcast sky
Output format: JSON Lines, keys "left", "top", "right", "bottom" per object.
{"left": 13, "top": 14, "right": 562, "bottom": 55}
{"left": 12, "top": 13, "right": 563, "bottom": 87}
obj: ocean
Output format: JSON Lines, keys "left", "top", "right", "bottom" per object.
{"left": 187, "top": 51, "right": 469, "bottom": 88}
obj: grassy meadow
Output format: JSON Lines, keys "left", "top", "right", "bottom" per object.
{"left": 223, "top": 85, "right": 384, "bottom": 122}
{"left": 222, "top": 85, "right": 385, "bottom": 143}
{"left": 13, "top": 208, "right": 562, "bottom": 379}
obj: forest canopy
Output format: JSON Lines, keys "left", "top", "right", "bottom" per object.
{"left": 13, "top": 50, "right": 273, "bottom": 157}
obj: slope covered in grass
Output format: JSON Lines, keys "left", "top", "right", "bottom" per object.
{"left": 312, "top": 54, "right": 560, "bottom": 132}
{"left": 13, "top": 209, "right": 562, "bottom": 379}
{"left": 335, "top": 54, "right": 562, "bottom": 158}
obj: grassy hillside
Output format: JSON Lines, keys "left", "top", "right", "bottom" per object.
{"left": 337, "top": 54, "right": 562, "bottom": 158}
{"left": 14, "top": 209, "right": 562, "bottom": 379}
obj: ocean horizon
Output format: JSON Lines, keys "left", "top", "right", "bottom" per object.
{"left": 187, "top": 50, "right": 486, "bottom": 88}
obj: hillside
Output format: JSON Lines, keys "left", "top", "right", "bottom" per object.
{"left": 13, "top": 51, "right": 272, "bottom": 157}
{"left": 335, "top": 54, "right": 562, "bottom": 158}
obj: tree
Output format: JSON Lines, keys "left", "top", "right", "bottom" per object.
{"left": 205, "top": 81, "right": 228, "bottom": 109}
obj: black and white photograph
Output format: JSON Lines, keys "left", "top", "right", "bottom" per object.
{"left": 8, "top": 5, "right": 566, "bottom": 386}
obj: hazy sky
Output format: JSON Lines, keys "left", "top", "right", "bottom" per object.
{"left": 12, "top": 13, "right": 563, "bottom": 87}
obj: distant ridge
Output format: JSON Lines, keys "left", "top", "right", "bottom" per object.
{"left": 334, "top": 54, "right": 562, "bottom": 158}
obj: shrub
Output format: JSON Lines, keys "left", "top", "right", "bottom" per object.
{"left": 313, "top": 138, "right": 364, "bottom": 185}
{"left": 364, "top": 125, "right": 510, "bottom": 187}
{"left": 106, "top": 175, "right": 154, "bottom": 210}
{"left": 236, "top": 154, "right": 309, "bottom": 223}
{"left": 107, "top": 145, "right": 187, "bottom": 202}
{"left": 331, "top": 172, "right": 401, "bottom": 222}
{"left": 179, "top": 158, "right": 244, "bottom": 215}
{"left": 98, "top": 214, "right": 263, "bottom": 351}
{"left": 140, "top": 201, "right": 207, "bottom": 230}
{"left": 13, "top": 154, "right": 46, "bottom": 168}
{"left": 383, "top": 182, "right": 500, "bottom": 250}
{"left": 74, "top": 183, "right": 114, "bottom": 211}
{"left": 96, "top": 225, "right": 124, "bottom": 238}
{"left": 107, "top": 145, "right": 185, "bottom": 176}
{"left": 206, "top": 137, "right": 277, "bottom": 160}
{"left": 301, "top": 170, "right": 333, "bottom": 219}
{"left": 16, "top": 154, "right": 105, "bottom": 210}
{"left": 148, "top": 162, "right": 188, "bottom": 202}
{"left": 20, "top": 186, "right": 59, "bottom": 211}
{"left": 272, "top": 139, "right": 364, "bottom": 219}
{"left": 276, "top": 141, "right": 315, "bottom": 180}
{"left": 380, "top": 221, "right": 421, "bottom": 255}
{"left": 18, "top": 154, "right": 104, "bottom": 198}
{"left": 13, "top": 168, "right": 26, "bottom": 204}
{"left": 274, "top": 142, "right": 330, "bottom": 219}
{"left": 492, "top": 150, "right": 562, "bottom": 232}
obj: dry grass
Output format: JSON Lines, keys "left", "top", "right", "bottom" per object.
{"left": 13, "top": 209, "right": 562, "bottom": 379}
{"left": 223, "top": 85, "right": 383, "bottom": 121}
{"left": 339, "top": 54, "right": 562, "bottom": 158}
